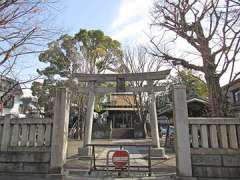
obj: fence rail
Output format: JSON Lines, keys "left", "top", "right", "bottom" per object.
{"left": 189, "top": 117, "right": 240, "bottom": 149}
{"left": 189, "top": 117, "right": 240, "bottom": 124}
{"left": 86, "top": 143, "right": 152, "bottom": 176}
{"left": 0, "top": 117, "right": 53, "bottom": 151}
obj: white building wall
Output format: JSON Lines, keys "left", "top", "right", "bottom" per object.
{"left": 0, "top": 91, "right": 22, "bottom": 116}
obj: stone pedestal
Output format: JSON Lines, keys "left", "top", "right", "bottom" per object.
{"left": 78, "top": 147, "right": 91, "bottom": 156}
{"left": 151, "top": 148, "right": 168, "bottom": 159}
{"left": 173, "top": 176, "right": 197, "bottom": 180}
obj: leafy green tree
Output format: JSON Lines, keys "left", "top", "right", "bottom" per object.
{"left": 74, "top": 29, "right": 122, "bottom": 73}
{"left": 171, "top": 70, "right": 208, "bottom": 99}
{"left": 159, "top": 70, "right": 209, "bottom": 115}
{"left": 38, "top": 29, "right": 122, "bottom": 77}
{"left": 34, "top": 28, "right": 122, "bottom": 105}
{"left": 31, "top": 80, "right": 57, "bottom": 117}
{"left": 32, "top": 29, "right": 122, "bottom": 138}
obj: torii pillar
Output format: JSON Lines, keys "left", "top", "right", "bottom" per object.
{"left": 79, "top": 83, "right": 95, "bottom": 156}
{"left": 148, "top": 81, "right": 167, "bottom": 158}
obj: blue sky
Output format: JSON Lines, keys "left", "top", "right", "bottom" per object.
{"left": 21, "top": 0, "right": 154, "bottom": 96}
{"left": 55, "top": 0, "right": 121, "bottom": 35}
{"left": 18, "top": 0, "right": 239, "bottom": 96}
{"left": 54, "top": 0, "right": 153, "bottom": 44}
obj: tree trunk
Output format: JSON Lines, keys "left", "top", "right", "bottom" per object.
{"left": 137, "top": 108, "right": 147, "bottom": 138}
{"left": 133, "top": 93, "right": 147, "bottom": 138}
{"left": 205, "top": 73, "right": 225, "bottom": 117}
{"left": 138, "top": 92, "right": 149, "bottom": 138}
{"left": 143, "top": 120, "right": 149, "bottom": 138}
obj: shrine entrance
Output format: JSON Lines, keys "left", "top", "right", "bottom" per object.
{"left": 73, "top": 70, "right": 170, "bottom": 157}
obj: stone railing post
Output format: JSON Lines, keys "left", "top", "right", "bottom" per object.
{"left": 173, "top": 85, "right": 192, "bottom": 177}
{"left": 50, "top": 88, "right": 71, "bottom": 173}
{"left": 1, "top": 115, "right": 12, "bottom": 151}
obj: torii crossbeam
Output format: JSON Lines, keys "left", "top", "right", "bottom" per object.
{"left": 75, "top": 70, "right": 171, "bottom": 158}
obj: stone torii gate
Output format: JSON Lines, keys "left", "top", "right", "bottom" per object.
{"left": 75, "top": 70, "right": 170, "bottom": 157}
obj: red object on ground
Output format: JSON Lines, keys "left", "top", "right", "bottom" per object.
{"left": 112, "top": 150, "right": 129, "bottom": 169}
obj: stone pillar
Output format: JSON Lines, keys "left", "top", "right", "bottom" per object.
{"left": 50, "top": 88, "right": 71, "bottom": 173}
{"left": 79, "top": 83, "right": 95, "bottom": 156}
{"left": 173, "top": 86, "right": 192, "bottom": 177}
{"left": 148, "top": 81, "right": 167, "bottom": 158}
{"left": 83, "top": 90, "right": 95, "bottom": 146}
{"left": 149, "top": 92, "right": 160, "bottom": 148}
{"left": 1, "top": 115, "right": 12, "bottom": 151}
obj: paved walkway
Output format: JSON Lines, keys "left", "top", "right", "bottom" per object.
{"left": 65, "top": 139, "right": 176, "bottom": 179}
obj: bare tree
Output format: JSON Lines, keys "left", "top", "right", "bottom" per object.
{"left": 150, "top": 0, "right": 240, "bottom": 116}
{"left": 230, "top": 0, "right": 240, "bottom": 6}
{"left": 0, "top": 0, "right": 59, "bottom": 113}
{"left": 0, "top": 0, "right": 57, "bottom": 73}
{"left": 116, "top": 46, "right": 163, "bottom": 137}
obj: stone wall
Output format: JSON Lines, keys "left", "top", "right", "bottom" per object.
{"left": 192, "top": 151, "right": 240, "bottom": 178}
{"left": 0, "top": 151, "right": 51, "bottom": 173}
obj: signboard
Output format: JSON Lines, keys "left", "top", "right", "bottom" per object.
{"left": 112, "top": 150, "right": 129, "bottom": 169}
{"left": 116, "top": 78, "right": 125, "bottom": 92}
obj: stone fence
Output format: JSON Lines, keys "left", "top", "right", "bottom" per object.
{"left": 0, "top": 88, "right": 70, "bottom": 174}
{"left": 189, "top": 117, "right": 240, "bottom": 178}
{"left": 174, "top": 86, "right": 240, "bottom": 180}
{"left": 0, "top": 116, "right": 53, "bottom": 173}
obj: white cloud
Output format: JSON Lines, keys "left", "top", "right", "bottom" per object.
{"left": 111, "top": 0, "right": 152, "bottom": 29}
{"left": 112, "top": 20, "right": 147, "bottom": 44}
{"left": 110, "top": 0, "right": 154, "bottom": 44}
